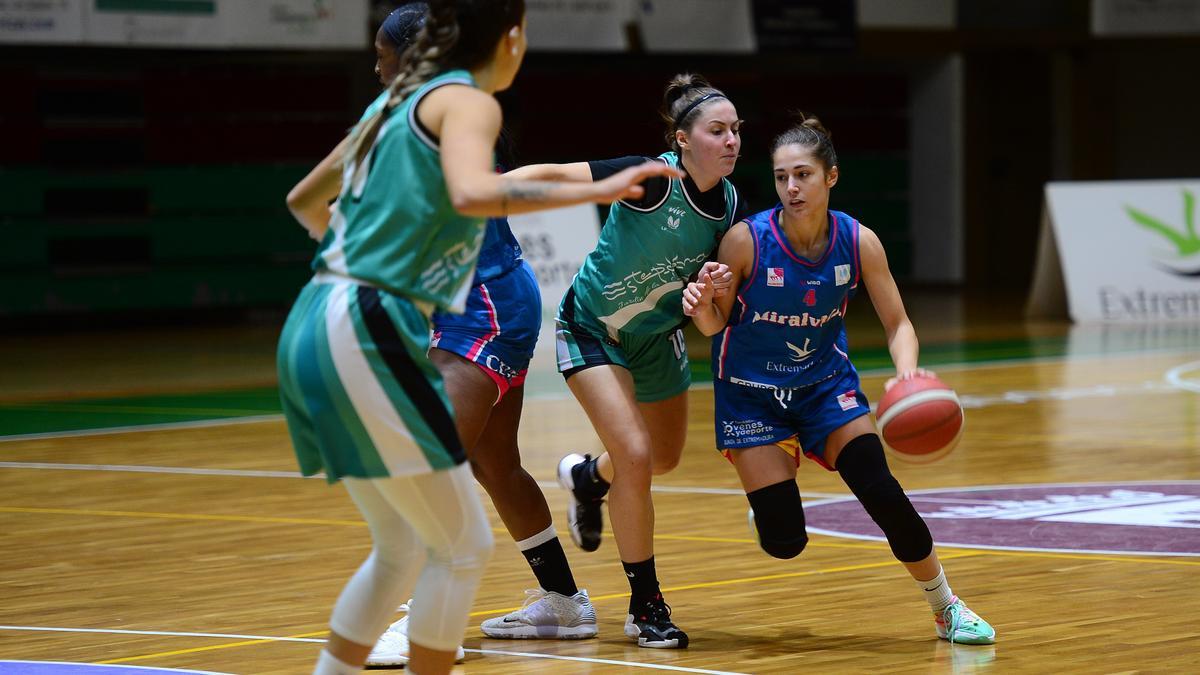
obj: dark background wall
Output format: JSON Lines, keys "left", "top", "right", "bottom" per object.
{"left": 3, "top": 3, "right": 1200, "bottom": 324}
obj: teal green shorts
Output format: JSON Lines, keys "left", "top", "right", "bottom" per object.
{"left": 554, "top": 287, "right": 690, "bottom": 403}
{"left": 276, "top": 277, "right": 465, "bottom": 482}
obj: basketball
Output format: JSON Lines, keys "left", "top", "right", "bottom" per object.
{"left": 875, "top": 374, "right": 964, "bottom": 463}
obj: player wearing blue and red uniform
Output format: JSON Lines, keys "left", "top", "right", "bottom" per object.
{"left": 684, "top": 115, "right": 995, "bottom": 646}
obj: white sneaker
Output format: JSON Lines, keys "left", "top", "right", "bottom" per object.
{"left": 365, "top": 601, "right": 466, "bottom": 668}
{"left": 480, "top": 588, "right": 599, "bottom": 639}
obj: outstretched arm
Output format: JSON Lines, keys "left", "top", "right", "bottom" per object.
{"left": 503, "top": 162, "right": 594, "bottom": 182}
{"left": 432, "top": 87, "right": 680, "bottom": 216}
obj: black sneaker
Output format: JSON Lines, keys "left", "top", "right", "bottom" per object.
{"left": 624, "top": 593, "right": 688, "bottom": 649}
{"left": 556, "top": 452, "right": 604, "bottom": 552}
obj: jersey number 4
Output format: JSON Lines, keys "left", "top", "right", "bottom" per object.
{"left": 803, "top": 289, "right": 817, "bottom": 307}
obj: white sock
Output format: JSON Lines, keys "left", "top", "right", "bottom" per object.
{"left": 313, "top": 649, "right": 358, "bottom": 675}
{"left": 916, "top": 567, "right": 956, "bottom": 613}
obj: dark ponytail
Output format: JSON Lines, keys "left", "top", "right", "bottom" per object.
{"left": 770, "top": 113, "right": 837, "bottom": 171}
{"left": 659, "top": 73, "right": 729, "bottom": 154}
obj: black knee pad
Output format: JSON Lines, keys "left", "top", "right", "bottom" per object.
{"left": 836, "top": 434, "right": 933, "bottom": 563}
{"left": 747, "top": 480, "right": 808, "bottom": 559}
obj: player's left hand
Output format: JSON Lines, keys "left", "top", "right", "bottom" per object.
{"left": 884, "top": 368, "right": 933, "bottom": 392}
{"left": 682, "top": 272, "right": 715, "bottom": 316}
{"left": 699, "top": 261, "right": 733, "bottom": 297}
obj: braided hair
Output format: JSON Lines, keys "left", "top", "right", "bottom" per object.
{"left": 346, "top": 0, "right": 524, "bottom": 170}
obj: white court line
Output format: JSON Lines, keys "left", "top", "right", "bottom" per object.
{"left": 0, "top": 415, "right": 283, "bottom": 443}
{"left": 802, "top": 480, "right": 1200, "bottom": 557}
{"left": 462, "top": 647, "right": 748, "bottom": 674}
{"left": 0, "top": 657, "right": 232, "bottom": 674}
{"left": 0, "top": 626, "right": 747, "bottom": 675}
{"left": 0, "top": 462, "right": 306, "bottom": 479}
{"left": 0, "top": 625, "right": 321, "bottom": 643}
{"left": 0, "top": 462, "right": 834, "bottom": 498}
{"left": 1165, "top": 359, "right": 1200, "bottom": 393}
{"left": 9, "top": 351, "right": 1200, "bottom": 445}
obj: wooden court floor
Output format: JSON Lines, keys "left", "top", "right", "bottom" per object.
{"left": 2, "top": 298, "right": 1199, "bottom": 674}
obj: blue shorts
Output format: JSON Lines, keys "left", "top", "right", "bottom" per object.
{"left": 431, "top": 260, "right": 541, "bottom": 401}
{"left": 713, "top": 368, "right": 870, "bottom": 470}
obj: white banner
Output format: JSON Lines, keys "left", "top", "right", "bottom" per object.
{"left": 83, "top": 0, "right": 223, "bottom": 47}
{"left": 637, "top": 0, "right": 754, "bottom": 53}
{"left": 224, "top": 1, "right": 366, "bottom": 49}
{"left": 1, "top": 0, "right": 369, "bottom": 48}
{"left": 1092, "top": 0, "right": 1200, "bottom": 37}
{"left": 1043, "top": 180, "right": 1200, "bottom": 322}
{"left": 526, "top": 0, "right": 631, "bottom": 51}
{"left": 0, "top": 0, "right": 84, "bottom": 43}
{"left": 508, "top": 203, "right": 600, "bottom": 320}
{"left": 508, "top": 203, "right": 600, "bottom": 395}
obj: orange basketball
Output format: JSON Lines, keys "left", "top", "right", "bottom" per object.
{"left": 875, "top": 374, "right": 963, "bottom": 463}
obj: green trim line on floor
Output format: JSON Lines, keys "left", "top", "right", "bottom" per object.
{"left": 5, "top": 333, "right": 1193, "bottom": 438}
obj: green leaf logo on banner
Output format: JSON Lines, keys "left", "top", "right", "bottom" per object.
{"left": 1126, "top": 189, "right": 1200, "bottom": 277}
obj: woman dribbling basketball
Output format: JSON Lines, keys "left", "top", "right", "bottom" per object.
{"left": 683, "top": 115, "right": 995, "bottom": 646}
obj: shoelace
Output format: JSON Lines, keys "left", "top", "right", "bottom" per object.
{"left": 642, "top": 595, "right": 675, "bottom": 624}
{"left": 519, "top": 588, "right": 548, "bottom": 610}
{"left": 941, "top": 602, "right": 981, "bottom": 644}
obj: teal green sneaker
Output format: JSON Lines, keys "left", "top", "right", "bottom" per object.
{"left": 935, "top": 599, "right": 996, "bottom": 645}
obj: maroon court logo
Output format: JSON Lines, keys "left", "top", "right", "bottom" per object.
{"left": 805, "top": 481, "right": 1200, "bottom": 556}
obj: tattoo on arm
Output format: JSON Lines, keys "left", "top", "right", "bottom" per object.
{"left": 500, "top": 178, "right": 556, "bottom": 204}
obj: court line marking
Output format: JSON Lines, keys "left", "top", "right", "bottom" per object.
{"left": 0, "top": 461, "right": 850, "bottom": 499}
{"left": 7, "top": 502, "right": 1198, "bottom": 567}
{"left": 0, "top": 660, "right": 232, "bottom": 674}
{"left": 804, "top": 480, "right": 1200, "bottom": 558}
{"left": 0, "top": 626, "right": 323, "bottom": 643}
{"left": 0, "top": 415, "right": 283, "bottom": 443}
{"left": 2, "top": 629, "right": 745, "bottom": 674}
{"left": 6, "top": 347, "right": 1200, "bottom": 443}
{"left": 1165, "top": 359, "right": 1200, "bottom": 393}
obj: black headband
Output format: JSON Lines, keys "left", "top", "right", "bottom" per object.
{"left": 673, "top": 92, "right": 726, "bottom": 129}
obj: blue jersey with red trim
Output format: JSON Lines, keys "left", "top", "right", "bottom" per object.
{"left": 712, "top": 207, "right": 862, "bottom": 389}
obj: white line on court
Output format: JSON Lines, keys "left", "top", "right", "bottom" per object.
{"left": 0, "top": 415, "right": 283, "bottom": 443}
{"left": 1165, "top": 359, "right": 1200, "bottom": 393}
{"left": 6, "top": 348, "right": 1199, "bottom": 445}
{"left": 0, "top": 462, "right": 305, "bottom": 479}
{"left": 0, "top": 660, "right": 231, "bottom": 674}
{"left": 0, "top": 462, "right": 851, "bottom": 498}
{"left": 0, "top": 626, "right": 747, "bottom": 674}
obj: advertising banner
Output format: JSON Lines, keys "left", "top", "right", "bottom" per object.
{"left": 0, "top": 0, "right": 368, "bottom": 48}
{"left": 224, "top": 1, "right": 367, "bottom": 49}
{"left": 637, "top": 0, "right": 754, "bottom": 53}
{"left": 1092, "top": 0, "right": 1200, "bottom": 37}
{"left": 83, "top": 0, "right": 223, "bottom": 47}
{"left": 0, "top": 0, "right": 85, "bottom": 43}
{"left": 1039, "top": 180, "right": 1200, "bottom": 322}
{"left": 508, "top": 203, "right": 601, "bottom": 394}
{"left": 526, "top": 0, "right": 631, "bottom": 51}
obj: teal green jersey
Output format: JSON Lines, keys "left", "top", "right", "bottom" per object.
{"left": 314, "top": 70, "right": 485, "bottom": 314}
{"left": 572, "top": 152, "right": 740, "bottom": 335}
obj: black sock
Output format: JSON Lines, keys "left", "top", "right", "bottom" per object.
{"left": 622, "top": 556, "right": 660, "bottom": 611}
{"left": 573, "top": 454, "right": 610, "bottom": 500}
{"left": 522, "top": 537, "right": 579, "bottom": 597}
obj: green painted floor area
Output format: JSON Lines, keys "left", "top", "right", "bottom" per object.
{"left": 4, "top": 331, "right": 1192, "bottom": 438}
{"left": 0, "top": 388, "right": 282, "bottom": 437}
